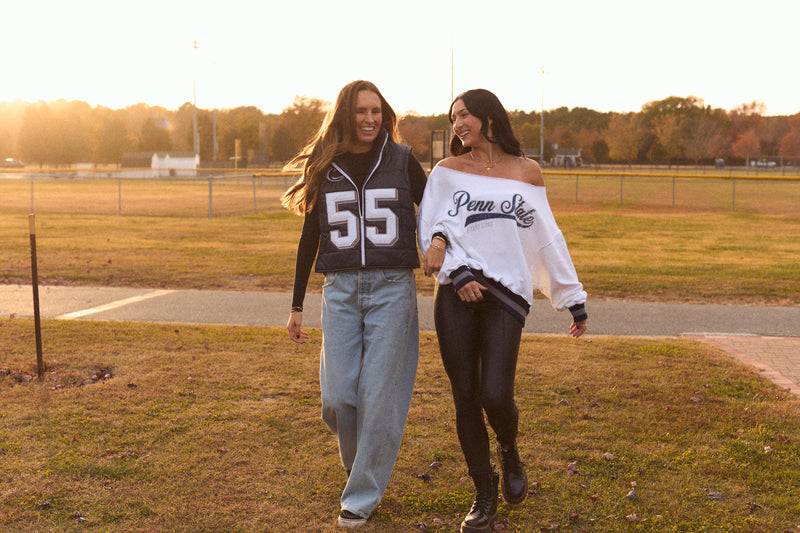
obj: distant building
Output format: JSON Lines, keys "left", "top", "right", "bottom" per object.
{"left": 553, "top": 148, "right": 583, "bottom": 167}
{"left": 121, "top": 152, "right": 199, "bottom": 178}
{"left": 523, "top": 148, "right": 541, "bottom": 161}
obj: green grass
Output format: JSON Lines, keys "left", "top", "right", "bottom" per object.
{"left": 1, "top": 320, "right": 799, "bottom": 532}
{"left": 2, "top": 205, "right": 799, "bottom": 305}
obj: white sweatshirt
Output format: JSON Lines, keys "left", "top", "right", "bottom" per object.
{"left": 417, "top": 166, "right": 587, "bottom": 319}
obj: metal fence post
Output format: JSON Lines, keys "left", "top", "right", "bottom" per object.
{"left": 28, "top": 214, "right": 44, "bottom": 379}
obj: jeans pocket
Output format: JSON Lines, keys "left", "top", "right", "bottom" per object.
{"left": 322, "top": 272, "right": 338, "bottom": 288}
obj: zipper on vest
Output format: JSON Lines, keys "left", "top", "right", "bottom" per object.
{"left": 330, "top": 134, "right": 389, "bottom": 267}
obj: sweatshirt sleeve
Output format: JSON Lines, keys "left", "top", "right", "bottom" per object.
{"left": 530, "top": 233, "right": 587, "bottom": 312}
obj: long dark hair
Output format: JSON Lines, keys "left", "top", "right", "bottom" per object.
{"left": 281, "top": 80, "right": 399, "bottom": 215}
{"left": 448, "top": 88, "right": 523, "bottom": 157}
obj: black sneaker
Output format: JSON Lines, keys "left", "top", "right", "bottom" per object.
{"left": 338, "top": 509, "right": 367, "bottom": 529}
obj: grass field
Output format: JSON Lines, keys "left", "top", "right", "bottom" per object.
{"left": 1, "top": 320, "right": 799, "bottom": 532}
{"left": 1, "top": 172, "right": 799, "bottom": 531}
{"left": 2, "top": 205, "right": 799, "bottom": 306}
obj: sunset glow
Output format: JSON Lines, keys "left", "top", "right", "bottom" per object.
{"left": 1, "top": 0, "right": 798, "bottom": 116}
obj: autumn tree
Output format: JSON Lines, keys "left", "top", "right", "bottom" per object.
{"left": 277, "top": 96, "right": 328, "bottom": 158}
{"left": 728, "top": 101, "right": 765, "bottom": 142}
{"left": 138, "top": 117, "right": 173, "bottom": 153}
{"left": 270, "top": 124, "right": 296, "bottom": 162}
{"left": 217, "top": 106, "right": 264, "bottom": 164}
{"left": 605, "top": 113, "right": 642, "bottom": 163}
{"left": 574, "top": 128, "right": 606, "bottom": 164}
{"left": 0, "top": 100, "right": 25, "bottom": 159}
{"left": 0, "top": 126, "right": 12, "bottom": 158}
{"left": 683, "top": 116, "right": 726, "bottom": 163}
{"left": 18, "top": 101, "right": 91, "bottom": 165}
{"left": 90, "top": 109, "right": 133, "bottom": 163}
{"left": 779, "top": 130, "right": 800, "bottom": 157}
{"left": 518, "top": 122, "right": 540, "bottom": 151}
{"left": 551, "top": 124, "right": 577, "bottom": 151}
{"left": 398, "top": 113, "right": 431, "bottom": 162}
{"left": 652, "top": 115, "right": 685, "bottom": 163}
{"left": 731, "top": 129, "right": 760, "bottom": 162}
{"left": 758, "top": 117, "right": 791, "bottom": 155}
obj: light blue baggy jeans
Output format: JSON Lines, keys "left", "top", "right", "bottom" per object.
{"left": 320, "top": 268, "right": 419, "bottom": 518}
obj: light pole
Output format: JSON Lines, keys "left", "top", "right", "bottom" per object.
{"left": 193, "top": 40, "right": 199, "bottom": 156}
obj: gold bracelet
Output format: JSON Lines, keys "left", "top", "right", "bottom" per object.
{"left": 291, "top": 306, "right": 303, "bottom": 313}
{"left": 430, "top": 241, "right": 444, "bottom": 251}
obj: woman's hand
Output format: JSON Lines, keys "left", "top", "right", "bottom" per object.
{"left": 423, "top": 237, "right": 446, "bottom": 276}
{"left": 287, "top": 311, "right": 309, "bottom": 344}
{"left": 570, "top": 320, "right": 587, "bottom": 338}
{"left": 457, "top": 281, "right": 488, "bottom": 303}
{"left": 423, "top": 247, "right": 444, "bottom": 276}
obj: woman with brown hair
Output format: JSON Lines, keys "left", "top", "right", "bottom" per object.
{"left": 282, "top": 80, "right": 426, "bottom": 529}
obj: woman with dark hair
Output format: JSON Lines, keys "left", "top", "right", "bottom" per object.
{"left": 417, "top": 88, "right": 588, "bottom": 533}
{"left": 282, "top": 80, "right": 426, "bottom": 529}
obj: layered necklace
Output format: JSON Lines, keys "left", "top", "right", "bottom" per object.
{"left": 469, "top": 150, "right": 503, "bottom": 171}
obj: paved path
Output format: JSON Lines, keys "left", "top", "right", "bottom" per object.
{"left": 2, "top": 285, "right": 799, "bottom": 395}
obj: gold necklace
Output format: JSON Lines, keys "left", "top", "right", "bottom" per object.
{"left": 469, "top": 150, "right": 502, "bottom": 171}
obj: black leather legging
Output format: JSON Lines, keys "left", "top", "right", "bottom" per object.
{"left": 434, "top": 282, "right": 523, "bottom": 476}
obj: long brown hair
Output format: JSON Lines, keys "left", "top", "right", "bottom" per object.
{"left": 280, "top": 80, "right": 399, "bottom": 215}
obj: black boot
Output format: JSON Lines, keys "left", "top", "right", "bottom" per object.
{"left": 497, "top": 442, "right": 528, "bottom": 505}
{"left": 461, "top": 471, "right": 499, "bottom": 533}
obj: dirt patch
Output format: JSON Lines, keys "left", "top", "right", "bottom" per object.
{"left": 0, "top": 366, "right": 114, "bottom": 389}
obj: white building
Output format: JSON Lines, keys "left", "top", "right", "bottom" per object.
{"left": 120, "top": 152, "right": 199, "bottom": 178}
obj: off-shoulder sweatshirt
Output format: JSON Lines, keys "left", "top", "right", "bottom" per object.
{"left": 417, "top": 166, "right": 587, "bottom": 324}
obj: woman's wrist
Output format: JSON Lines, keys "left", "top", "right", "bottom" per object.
{"left": 430, "top": 235, "right": 447, "bottom": 251}
{"left": 291, "top": 306, "right": 303, "bottom": 313}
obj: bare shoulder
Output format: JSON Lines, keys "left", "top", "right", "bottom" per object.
{"left": 507, "top": 156, "right": 545, "bottom": 186}
{"left": 436, "top": 155, "right": 470, "bottom": 172}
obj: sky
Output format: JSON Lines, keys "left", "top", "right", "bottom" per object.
{"left": 2, "top": 0, "right": 798, "bottom": 117}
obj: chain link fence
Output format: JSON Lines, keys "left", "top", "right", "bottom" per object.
{"left": 2, "top": 168, "right": 799, "bottom": 217}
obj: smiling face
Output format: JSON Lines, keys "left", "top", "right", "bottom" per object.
{"left": 351, "top": 90, "right": 382, "bottom": 153}
{"left": 450, "top": 99, "right": 487, "bottom": 149}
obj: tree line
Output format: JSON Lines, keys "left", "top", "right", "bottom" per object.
{"left": 1, "top": 95, "right": 799, "bottom": 167}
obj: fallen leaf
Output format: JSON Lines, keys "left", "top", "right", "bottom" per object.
{"left": 566, "top": 461, "right": 579, "bottom": 475}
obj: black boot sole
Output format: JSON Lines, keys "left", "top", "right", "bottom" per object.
{"left": 460, "top": 511, "right": 497, "bottom": 533}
